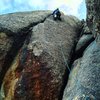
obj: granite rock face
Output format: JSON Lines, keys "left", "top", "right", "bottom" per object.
{"left": 0, "top": 32, "right": 13, "bottom": 73}
{"left": 63, "top": 41, "right": 100, "bottom": 100}
{"left": 0, "top": 11, "right": 51, "bottom": 34}
{"left": 63, "top": 1, "right": 100, "bottom": 99}
{"left": 0, "top": 11, "right": 52, "bottom": 90}
{"left": 0, "top": 11, "right": 81, "bottom": 100}
{"left": 75, "top": 34, "right": 94, "bottom": 55}
{"left": 1, "top": 1, "right": 100, "bottom": 99}
{"left": 86, "top": 0, "right": 100, "bottom": 40}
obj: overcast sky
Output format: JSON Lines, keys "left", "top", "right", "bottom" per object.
{"left": 0, "top": 0, "right": 86, "bottom": 19}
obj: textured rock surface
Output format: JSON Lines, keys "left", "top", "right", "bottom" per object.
{"left": 75, "top": 34, "right": 94, "bottom": 52}
{"left": 63, "top": 41, "right": 100, "bottom": 100}
{"left": 63, "top": 58, "right": 82, "bottom": 97}
{"left": 86, "top": 0, "right": 100, "bottom": 39}
{"left": 0, "top": 32, "right": 13, "bottom": 76}
{"left": 0, "top": 11, "right": 51, "bottom": 34}
{"left": 0, "top": 11, "right": 81, "bottom": 100}
{"left": 62, "top": 1, "right": 100, "bottom": 99}
{"left": 81, "top": 22, "right": 91, "bottom": 35}
{"left": 0, "top": 11, "right": 52, "bottom": 89}
{"left": 1, "top": 1, "right": 100, "bottom": 99}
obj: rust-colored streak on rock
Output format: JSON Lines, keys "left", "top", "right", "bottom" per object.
{"left": 14, "top": 50, "right": 53, "bottom": 100}
{"left": 15, "top": 48, "right": 27, "bottom": 78}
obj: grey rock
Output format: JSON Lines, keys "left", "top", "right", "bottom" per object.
{"left": 75, "top": 34, "right": 94, "bottom": 52}
{"left": 86, "top": 0, "right": 100, "bottom": 40}
{"left": 0, "top": 11, "right": 51, "bottom": 34}
{"left": 0, "top": 11, "right": 81, "bottom": 100}
{"left": 0, "top": 32, "right": 13, "bottom": 74}
{"left": 63, "top": 41, "right": 100, "bottom": 100}
{"left": 0, "top": 11, "right": 52, "bottom": 88}
{"left": 81, "top": 22, "right": 91, "bottom": 35}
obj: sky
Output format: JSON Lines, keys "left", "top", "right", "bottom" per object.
{"left": 0, "top": 0, "right": 86, "bottom": 19}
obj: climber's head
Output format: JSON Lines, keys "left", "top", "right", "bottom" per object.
{"left": 57, "top": 8, "right": 59, "bottom": 10}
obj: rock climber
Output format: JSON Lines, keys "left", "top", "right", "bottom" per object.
{"left": 52, "top": 8, "right": 61, "bottom": 21}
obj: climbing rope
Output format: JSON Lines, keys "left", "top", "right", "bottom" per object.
{"left": 60, "top": 42, "right": 71, "bottom": 73}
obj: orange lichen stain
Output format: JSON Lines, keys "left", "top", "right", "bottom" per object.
{"left": 2, "top": 54, "right": 20, "bottom": 100}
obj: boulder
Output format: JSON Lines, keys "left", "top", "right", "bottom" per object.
{"left": 0, "top": 11, "right": 51, "bottom": 34}
{"left": 0, "top": 11, "right": 52, "bottom": 88}
{"left": 63, "top": 1, "right": 100, "bottom": 98}
{"left": 63, "top": 58, "right": 82, "bottom": 97}
{"left": 63, "top": 41, "right": 100, "bottom": 100}
{"left": 0, "top": 11, "right": 81, "bottom": 100}
{"left": 75, "top": 34, "right": 94, "bottom": 58}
